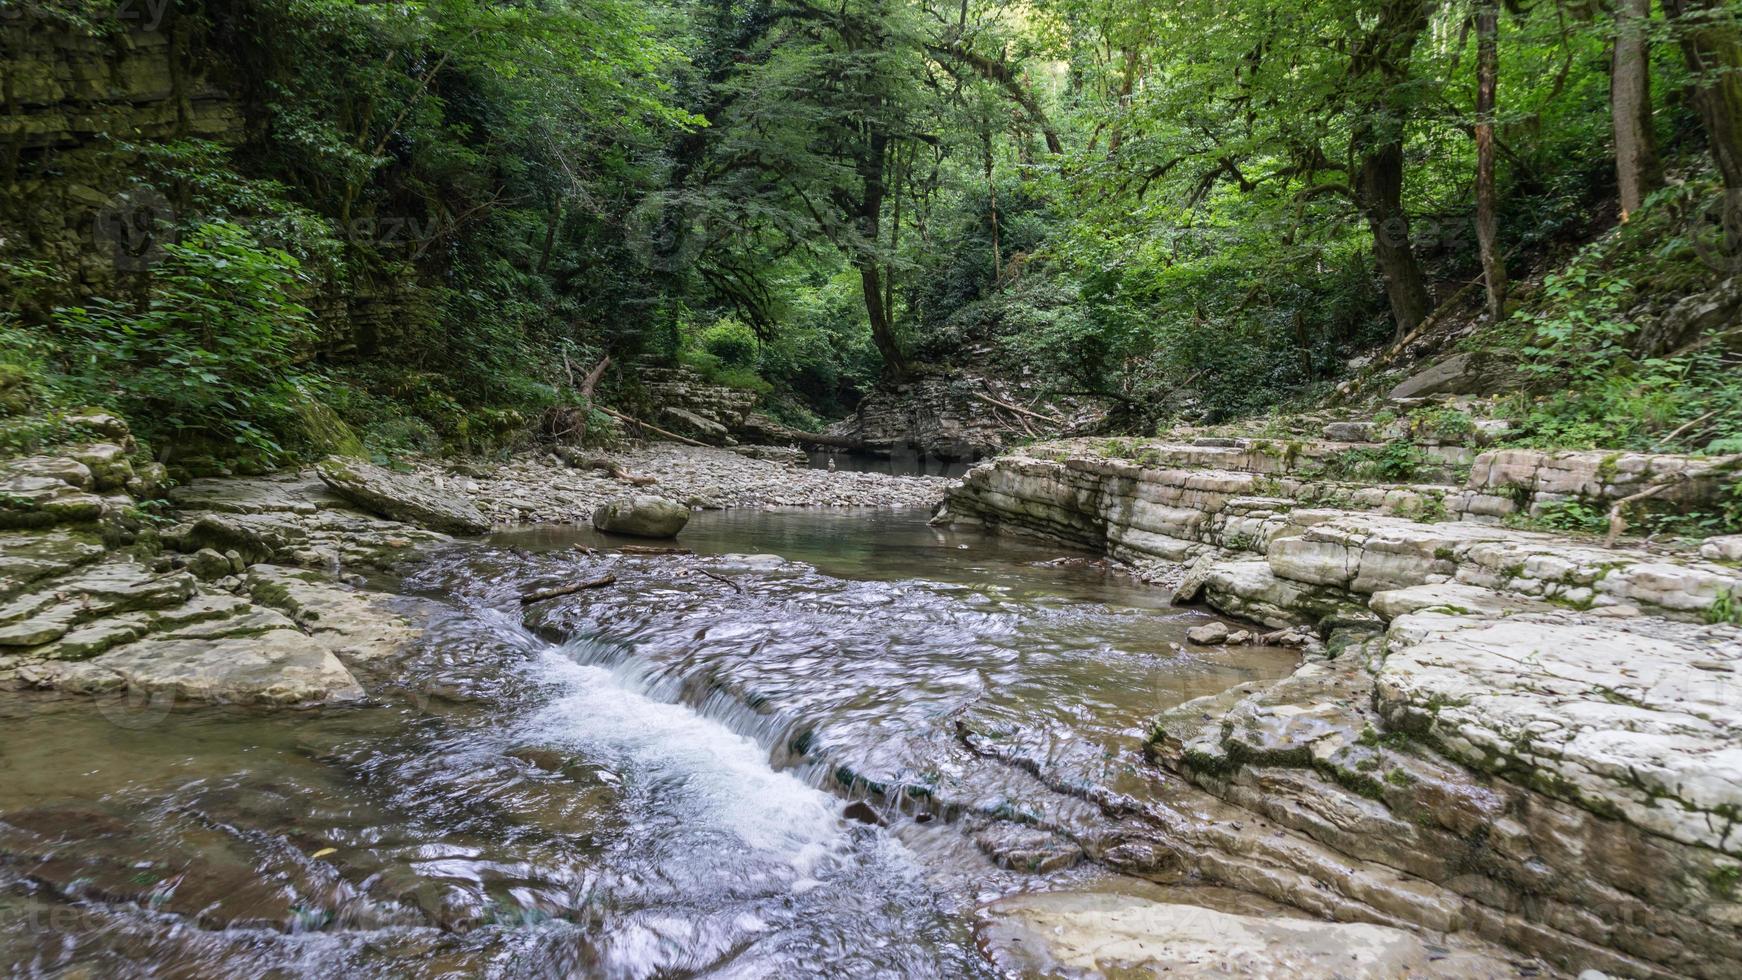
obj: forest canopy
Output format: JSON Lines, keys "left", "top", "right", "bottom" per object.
{"left": 2, "top": 0, "right": 1739, "bottom": 462}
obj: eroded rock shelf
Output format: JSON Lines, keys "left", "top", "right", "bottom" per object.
{"left": 939, "top": 435, "right": 1742, "bottom": 978}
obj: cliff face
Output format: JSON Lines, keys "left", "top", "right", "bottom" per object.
{"left": 1, "top": 14, "right": 242, "bottom": 296}
{"left": 0, "top": 11, "right": 423, "bottom": 353}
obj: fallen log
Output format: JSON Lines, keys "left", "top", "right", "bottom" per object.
{"left": 598, "top": 407, "right": 712, "bottom": 448}
{"left": 973, "top": 390, "right": 1062, "bottom": 425}
{"left": 554, "top": 446, "right": 658, "bottom": 485}
{"left": 519, "top": 573, "right": 617, "bottom": 604}
{"left": 762, "top": 425, "right": 864, "bottom": 451}
{"left": 618, "top": 545, "right": 693, "bottom": 556}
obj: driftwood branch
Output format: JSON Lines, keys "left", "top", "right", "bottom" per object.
{"left": 696, "top": 568, "right": 744, "bottom": 593}
{"left": 555, "top": 446, "right": 657, "bottom": 485}
{"left": 618, "top": 545, "right": 692, "bottom": 556}
{"left": 580, "top": 356, "right": 610, "bottom": 399}
{"left": 1603, "top": 473, "right": 1695, "bottom": 548}
{"left": 598, "top": 406, "right": 712, "bottom": 447}
{"left": 519, "top": 573, "right": 617, "bottom": 604}
{"left": 1653, "top": 411, "right": 1717, "bottom": 452}
{"left": 972, "top": 390, "right": 1061, "bottom": 424}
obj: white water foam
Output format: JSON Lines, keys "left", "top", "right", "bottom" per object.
{"left": 524, "top": 648, "right": 856, "bottom": 880}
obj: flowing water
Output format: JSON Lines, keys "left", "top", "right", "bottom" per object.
{"left": 0, "top": 510, "right": 1298, "bottom": 978}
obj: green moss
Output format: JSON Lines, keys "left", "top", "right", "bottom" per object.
{"left": 1706, "top": 864, "right": 1741, "bottom": 901}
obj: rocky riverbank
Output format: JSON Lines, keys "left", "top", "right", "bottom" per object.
{"left": 0, "top": 424, "right": 946, "bottom": 707}
{"left": 937, "top": 432, "right": 1742, "bottom": 978}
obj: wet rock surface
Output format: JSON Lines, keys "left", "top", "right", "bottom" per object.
{"left": 941, "top": 434, "right": 1742, "bottom": 977}
{"left": 1, "top": 431, "right": 945, "bottom": 709}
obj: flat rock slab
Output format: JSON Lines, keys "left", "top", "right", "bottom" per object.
{"left": 0, "top": 530, "right": 107, "bottom": 599}
{"left": 169, "top": 470, "right": 347, "bottom": 515}
{"left": 978, "top": 893, "right": 1525, "bottom": 978}
{"left": 316, "top": 457, "right": 489, "bottom": 534}
{"left": 45, "top": 630, "right": 364, "bottom": 705}
{"left": 246, "top": 565, "right": 415, "bottom": 663}
{"left": 1377, "top": 610, "right": 1742, "bottom": 854}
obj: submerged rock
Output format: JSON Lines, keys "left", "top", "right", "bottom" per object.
{"left": 592, "top": 495, "right": 690, "bottom": 538}
{"left": 316, "top": 456, "right": 490, "bottom": 534}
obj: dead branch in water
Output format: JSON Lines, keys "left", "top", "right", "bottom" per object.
{"left": 519, "top": 573, "right": 617, "bottom": 604}
{"left": 618, "top": 545, "right": 693, "bottom": 556}
{"left": 696, "top": 568, "right": 744, "bottom": 592}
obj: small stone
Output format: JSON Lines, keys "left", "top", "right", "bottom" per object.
{"left": 1226, "top": 629, "right": 1253, "bottom": 645}
{"left": 224, "top": 550, "right": 246, "bottom": 574}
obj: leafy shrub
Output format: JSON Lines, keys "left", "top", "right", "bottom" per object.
{"left": 697, "top": 318, "right": 760, "bottom": 369}
{"left": 53, "top": 221, "right": 314, "bottom": 465}
{"left": 1407, "top": 406, "right": 1474, "bottom": 442}
{"left": 1529, "top": 499, "right": 1609, "bottom": 535}
{"left": 1324, "top": 440, "right": 1434, "bottom": 482}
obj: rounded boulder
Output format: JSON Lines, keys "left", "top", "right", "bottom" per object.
{"left": 592, "top": 495, "right": 690, "bottom": 539}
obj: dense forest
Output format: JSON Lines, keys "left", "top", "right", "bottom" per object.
{"left": 2, "top": 0, "right": 1740, "bottom": 468}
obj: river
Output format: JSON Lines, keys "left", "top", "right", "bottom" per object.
{"left": 0, "top": 509, "right": 1298, "bottom": 977}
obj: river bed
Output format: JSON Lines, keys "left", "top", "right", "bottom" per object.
{"left": 0, "top": 509, "right": 1298, "bottom": 977}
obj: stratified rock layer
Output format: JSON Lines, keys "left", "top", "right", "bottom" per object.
{"left": 0, "top": 422, "right": 430, "bottom": 707}
{"left": 941, "top": 436, "right": 1742, "bottom": 978}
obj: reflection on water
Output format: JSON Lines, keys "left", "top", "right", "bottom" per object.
{"left": 0, "top": 509, "right": 1296, "bottom": 977}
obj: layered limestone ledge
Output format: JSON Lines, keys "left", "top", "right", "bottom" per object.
{"left": 0, "top": 423, "right": 434, "bottom": 707}
{"left": 1376, "top": 609, "right": 1742, "bottom": 856}
{"left": 1152, "top": 620, "right": 1742, "bottom": 979}
{"left": 945, "top": 439, "right": 1742, "bottom": 976}
{"left": 943, "top": 442, "right": 1742, "bottom": 621}
{"left": 1469, "top": 447, "right": 1741, "bottom": 517}
{"left": 943, "top": 440, "right": 1740, "bottom": 548}
{"left": 977, "top": 892, "right": 1524, "bottom": 978}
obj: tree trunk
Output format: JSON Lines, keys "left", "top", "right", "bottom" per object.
{"left": 1348, "top": 0, "right": 1438, "bottom": 338}
{"left": 856, "top": 130, "right": 908, "bottom": 377}
{"left": 1355, "top": 141, "right": 1435, "bottom": 338}
{"left": 983, "top": 127, "right": 1001, "bottom": 281}
{"left": 1663, "top": 0, "right": 1742, "bottom": 194}
{"left": 1475, "top": 0, "right": 1508, "bottom": 320}
{"left": 1611, "top": 0, "right": 1662, "bottom": 218}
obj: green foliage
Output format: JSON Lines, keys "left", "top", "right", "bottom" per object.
{"left": 52, "top": 222, "right": 314, "bottom": 464}
{"left": 4, "top": 0, "right": 1734, "bottom": 453}
{"left": 1528, "top": 499, "right": 1610, "bottom": 536}
{"left": 1324, "top": 441, "right": 1434, "bottom": 483}
{"left": 697, "top": 318, "right": 760, "bottom": 369}
{"left": 1406, "top": 407, "right": 1475, "bottom": 442}
{"left": 1708, "top": 589, "right": 1742, "bottom": 628}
